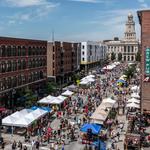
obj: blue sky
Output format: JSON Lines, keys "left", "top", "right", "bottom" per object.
{"left": 0, "top": 0, "right": 149, "bottom": 42}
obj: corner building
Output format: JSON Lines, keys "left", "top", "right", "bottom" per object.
{"left": 138, "top": 10, "right": 150, "bottom": 113}
{"left": 0, "top": 37, "right": 47, "bottom": 107}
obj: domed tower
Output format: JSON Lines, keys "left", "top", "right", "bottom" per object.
{"left": 124, "top": 12, "right": 136, "bottom": 41}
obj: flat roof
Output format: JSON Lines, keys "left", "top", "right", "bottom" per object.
{"left": 0, "top": 36, "right": 47, "bottom": 42}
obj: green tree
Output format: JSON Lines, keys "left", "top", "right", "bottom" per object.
{"left": 111, "top": 52, "right": 116, "bottom": 61}
{"left": 124, "top": 65, "right": 136, "bottom": 81}
{"left": 46, "top": 82, "right": 58, "bottom": 94}
{"left": 136, "top": 51, "right": 141, "bottom": 62}
{"left": 72, "top": 73, "right": 81, "bottom": 84}
{"left": 24, "top": 88, "right": 37, "bottom": 107}
{"left": 118, "top": 53, "right": 122, "bottom": 61}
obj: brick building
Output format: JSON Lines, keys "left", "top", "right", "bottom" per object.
{"left": 138, "top": 10, "right": 150, "bottom": 113}
{"left": 47, "top": 41, "right": 81, "bottom": 85}
{"left": 0, "top": 37, "right": 47, "bottom": 107}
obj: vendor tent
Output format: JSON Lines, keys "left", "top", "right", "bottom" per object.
{"left": 102, "top": 98, "right": 116, "bottom": 104}
{"left": 57, "top": 95, "right": 67, "bottom": 102}
{"left": 131, "top": 86, "right": 140, "bottom": 92}
{"left": 2, "top": 116, "right": 16, "bottom": 126}
{"left": 80, "top": 80, "right": 90, "bottom": 85}
{"left": 80, "top": 123, "right": 102, "bottom": 135}
{"left": 61, "top": 90, "right": 74, "bottom": 96}
{"left": 100, "top": 102, "right": 114, "bottom": 108}
{"left": 14, "top": 117, "right": 33, "bottom": 127}
{"left": 90, "top": 113, "right": 107, "bottom": 121}
{"left": 127, "top": 98, "right": 140, "bottom": 104}
{"left": 131, "top": 93, "right": 140, "bottom": 99}
{"left": 126, "top": 102, "right": 140, "bottom": 109}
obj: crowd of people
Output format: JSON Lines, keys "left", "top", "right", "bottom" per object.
{"left": 2, "top": 62, "right": 149, "bottom": 150}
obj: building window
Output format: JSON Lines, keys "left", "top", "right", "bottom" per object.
{"left": 82, "top": 51, "right": 84, "bottom": 55}
{"left": 82, "top": 45, "right": 85, "bottom": 49}
{"left": 82, "top": 58, "right": 84, "bottom": 61}
{"left": 128, "top": 56, "right": 130, "bottom": 61}
{"left": 131, "top": 46, "right": 134, "bottom": 52}
{"left": 124, "top": 46, "right": 126, "bottom": 52}
{"left": 128, "top": 46, "right": 130, "bottom": 52}
{"left": 124, "top": 56, "right": 126, "bottom": 61}
{"left": 131, "top": 56, "right": 134, "bottom": 61}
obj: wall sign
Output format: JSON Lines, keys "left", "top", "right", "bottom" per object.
{"left": 144, "top": 48, "right": 150, "bottom": 82}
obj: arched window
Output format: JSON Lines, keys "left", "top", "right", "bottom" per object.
{"left": 131, "top": 56, "right": 134, "bottom": 61}
{"left": 124, "top": 56, "right": 126, "bottom": 61}
{"left": 128, "top": 56, "right": 130, "bottom": 61}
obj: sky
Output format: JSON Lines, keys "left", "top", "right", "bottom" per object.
{"left": 0, "top": 0, "right": 149, "bottom": 42}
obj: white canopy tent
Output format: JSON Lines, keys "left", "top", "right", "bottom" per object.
{"left": 14, "top": 117, "right": 33, "bottom": 128}
{"left": 102, "top": 97, "right": 116, "bottom": 104}
{"left": 126, "top": 102, "right": 140, "bottom": 109}
{"left": 127, "top": 98, "right": 140, "bottom": 104}
{"left": 79, "top": 80, "right": 90, "bottom": 85}
{"left": 131, "top": 86, "right": 140, "bottom": 92}
{"left": 2, "top": 116, "right": 16, "bottom": 126}
{"left": 90, "top": 113, "right": 107, "bottom": 121}
{"left": 61, "top": 90, "right": 74, "bottom": 96}
{"left": 57, "top": 95, "right": 67, "bottom": 102}
{"left": 38, "top": 95, "right": 57, "bottom": 104}
{"left": 131, "top": 93, "right": 140, "bottom": 99}
{"left": 2, "top": 108, "right": 48, "bottom": 127}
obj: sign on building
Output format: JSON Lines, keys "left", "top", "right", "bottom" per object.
{"left": 144, "top": 48, "right": 150, "bottom": 82}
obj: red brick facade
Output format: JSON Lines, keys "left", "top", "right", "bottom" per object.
{"left": 0, "top": 37, "right": 47, "bottom": 106}
{"left": 47, "top": 41, "right": 80, "bottom": 84}
{"left": 138, "top": 10, "right": 150, "bottom": 113}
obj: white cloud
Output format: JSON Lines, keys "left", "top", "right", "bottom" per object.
{"left": 70, "top": 0, "right": 100, "bottom": 3}
{"left": 5, "top": 1, "right": 59, "bottom": 24}
{"left": 137, "top": 0, "right": 149, "bottom": 8}
{"left": 5, "top": 0, "right": 50, "bottom": 7}
{"left": 138, "top": 0, "right": 145, "bottom": 2}
{"left": 141, "top": 3, "right": 148, "bottom": 8}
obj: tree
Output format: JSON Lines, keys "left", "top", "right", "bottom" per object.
{"left": 111, "top": 52, "right": 116, "bottom": 61}
{"left": 72, "top": 73, "right": 81, "bottom": 84}
{"left": 118, "top": 53, "right": 122, "bottom": 61}
{"left": 124, "top": 65, "right": 136, "bottom": 81}
{"left": 135, "top": 51, "right": 141, "bottom": 62}
{"left": 24, "top": 88, "right": 37, "bottom": 107}
{"left": 46, "top": 82, "right": 58, "bottom": 94}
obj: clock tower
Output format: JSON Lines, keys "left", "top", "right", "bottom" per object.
{"left": 124, "top": 12, "right": 136, "bottom": 41}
